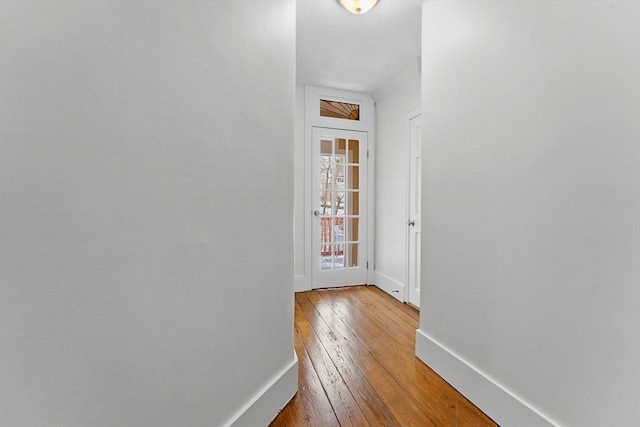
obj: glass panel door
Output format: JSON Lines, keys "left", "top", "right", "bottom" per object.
{"left": 312, "top": 128, "right": 367, "bottom": 288}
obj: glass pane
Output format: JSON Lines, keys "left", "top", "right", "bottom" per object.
{"left": 347, "top": 191, "right": 359, "bottom": 216}
{"left": 336, "top": 138, "right": 347, "bottom": 156}
{"left": 333, "top": 217, "right": 345, "bottom": 244}
{"left": 348, "top": 218, "right": 359, "bottom": 242}
{"left": 348, "top": 166, "right": 359, "bottom": 190}
{"left": 334, "top": 161, "right": 345, "bottom": 190}
{"left": 347, "top": 244, "right": 359, "bottom": 267}
{"left": 320, "top": 191, "right": 332, "bottom": 215}
{"left": 320, "top": 139, "right": 332, "bottom": 155}
{"left": 321, "top": 216, "right": 332, "bottom": 244}
{"left": 334, "top": 244, "right": 345, "bottom": 269}
{"left": 348, "top": 139, "right": 359, "bottom": 163}
{"left": 320, "top": 160, "right": 331, "bottom": 185}
{"left": 320, "top": 244, "right": 332, "bottom": 270}
{"left": 335, "top": 191, "right": 345, "bottom": 215}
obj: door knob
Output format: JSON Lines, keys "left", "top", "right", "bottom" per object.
{"left": 314, "top": 210, "right": 321, "bottom": 216}
{"left": 407, "top": 220, "right": 415, "bottom": 226}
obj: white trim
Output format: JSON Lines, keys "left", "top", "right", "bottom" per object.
{"left": 294, "top": 275, "right": 308, "bottom": 292}
{"left": 373, "top": 271, "right": 404, "bottom": 302}
{"left": 404, "top": 109, "right": 421, "bottom": 303}
{"left": 367, "top": 103, "right": 376, "bottom": 285}
{"left": 225, "top": 354, "right": 298, "bottom": 427}
{"left": 415, "top": 330, "right": 560, "bottom": 427}
{"left": 304, "top": 87, "right": 313, "bottom": 292}
{"left": 306, "top": 87, "right": 373, "bottom": 132}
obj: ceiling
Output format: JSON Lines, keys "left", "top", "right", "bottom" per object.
{"left": 296, "top": 0, "right": 422, "bottom": 94}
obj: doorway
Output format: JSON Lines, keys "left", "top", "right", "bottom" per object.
{"left": 406, "top": 113, "right": 421, "bottom": 307}
{"left": 312, "top": 127, "right": 368, "bottom": 288}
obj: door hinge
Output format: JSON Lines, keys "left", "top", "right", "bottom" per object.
{"left": 366, "top": 261, "right": 369, "bottom": 269}
{"left": 367, "top": 150, "right": 370, "bottom": 159}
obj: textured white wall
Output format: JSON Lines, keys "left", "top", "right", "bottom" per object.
{"left": 420, "top": 1, "right": 639, "bottom": 426}
{"left": 372, "top": 61, "right": 421, "bottom": 287}
{"left": 0, "top": 1, "right": 295, "bottom": 426}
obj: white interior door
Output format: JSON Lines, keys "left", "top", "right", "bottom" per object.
{"left": 312, "top": 127, "right": 367, "bottom": 288}
{"left": 407, "top": 114, "right": 422, "bottom": 307}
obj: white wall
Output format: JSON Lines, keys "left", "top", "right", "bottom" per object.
{"left": 372, "top": 60, "right": 421, "bottom": 298}
{"left": 417, "top": 1, "right": 640, "bottom": 426}
{"left": 0, "top": 2, "right": 296, "bottom": 426}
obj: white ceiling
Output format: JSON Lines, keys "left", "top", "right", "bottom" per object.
{"left": 296, "top": 0, "right": 422, "bottom": 94}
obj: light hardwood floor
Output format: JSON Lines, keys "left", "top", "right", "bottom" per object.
{"left": 269, "top": 285, "right": 498, "bottom": 427}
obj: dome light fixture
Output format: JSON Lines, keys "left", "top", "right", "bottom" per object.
{"left": 339, "top": 0, "right": 379, "bottom": 15}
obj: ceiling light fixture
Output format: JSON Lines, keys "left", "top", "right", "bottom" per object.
{"left": 339, "top": 0, "right": 379, "bottom": 15}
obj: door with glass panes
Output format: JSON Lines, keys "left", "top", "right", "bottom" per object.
{"left": 312, "top": 127, "right": 367, "bottom": 288}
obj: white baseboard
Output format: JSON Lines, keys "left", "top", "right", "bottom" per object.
{"left": 415, "top": 330, "right": 558, "bottom": 427}
{"left": 372, "top": 271, "right": 405, "bottom": 301}
{"left": 294, "top": 274, "right": 309, "bottom": 292}
{"left": 225, "top": 354, "right": 298, "bottom": 427}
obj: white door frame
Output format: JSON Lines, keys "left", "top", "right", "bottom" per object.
{"left": 405, "top": 109, "right": 421, "bottom": 305}
{"left": 304, "top": 85, "right": 375, "bottom": 290}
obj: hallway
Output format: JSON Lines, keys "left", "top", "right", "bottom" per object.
{"left": 270, "top": 286, "right": 497, "bottom": 426}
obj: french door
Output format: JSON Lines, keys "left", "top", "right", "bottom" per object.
{"left": 312, "top": 127, "right": 368, "bottom": 288}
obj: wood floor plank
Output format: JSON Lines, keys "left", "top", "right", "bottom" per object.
{"left": 274, "top": 392, "right": 310, "bottom": 426}
{"left": 355, "top": 286, "right": 419, "bottom": 333}
{"left": 298, "top": 294, "right": 401, "bottom": 426}
{"left": 294, "top": 327, "right": 339, "bottom": 427}
{"left": 335, "top": 292, "right": 458, "bottom": 426}
{"left": 457, "top": 397, "right": 498, "bottom": 427}
{"left": 295, "top": 299, "right": 370, "bottom": 427}
{"left": 333, "top": 287, "right": 495, "bottom": 427}
{"left": 270, "top": 286, "right": 498, "bottom": 427}
{"left": 311, "top": 289, "right": 454, "bottom": 426}
{"left": 304, "top": 290, "right": 438, "bottom": 427}
{"left": 369, "top": 285, "right": 420, "bottom": 322}
{"left": 341, "top": 287, "right": 417, "bottom": 348}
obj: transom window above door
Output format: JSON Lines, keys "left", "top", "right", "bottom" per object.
{"left": 320, "top": 99, "right": 360, "bottom": 121}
